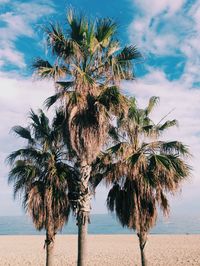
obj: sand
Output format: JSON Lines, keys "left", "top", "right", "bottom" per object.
{"left": 0, "top": 235, "right": 199, "bottom": 265}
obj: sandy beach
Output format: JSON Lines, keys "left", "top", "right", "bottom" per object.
{"left": 0, "top": 235, "right": 199, "bottom": 265}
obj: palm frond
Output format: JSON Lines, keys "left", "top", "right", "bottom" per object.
{"left": 98, "top": 86, "right": 129, "bottom": 115}
{"left": 29, "top": 109, "right": 51, "bottom": 141}
{"left": 12, "top": 126, "right": 34, "bottom": 144}
{"left": 96, "top": 18, "right": 117, "bottom": 47}
{"left": 145, "top": 96, "right": 159, "bottom": 116}
{"left": 67, "top": 8, "right": 88, "bottom": 44}
{"left": 6, "top": 148, "right": 42, "bottom": 165}
{"left": 161, "top": 141, "right": 191, "bottom": 157}
{"left": 159, "top": 119, "right": 178, "bottom": 131}
{"left": 108, "top": 126, "right": 119, "bottom": 142}
{"left": 33, "top": 58, "right": 67, "bottom": 79}
{"left": 117, "top": 45, "right": 141, "bottom": 62}
{"left": 45, "top": 93, "right": 63, "bottom": 109}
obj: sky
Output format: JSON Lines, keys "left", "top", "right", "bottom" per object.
{"left": 0, "top": 0, "right": 200, "bottom": 216}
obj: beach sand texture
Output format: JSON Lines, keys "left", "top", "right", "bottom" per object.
{"left": 0, "top": 235, "right": 199, "bottom": 265}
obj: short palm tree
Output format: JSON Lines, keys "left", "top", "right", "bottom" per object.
{"left": 7, "top": 109, "right": 74, "bottom": 266}
{"left": 32, "top": 8, "right": 141, "bottom": 266}
{"left": 93, "top": 97, "right": 191, "bottom": 266}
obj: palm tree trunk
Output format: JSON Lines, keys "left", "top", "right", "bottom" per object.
{"left": 78, "top": 211, "right": 89, "bottom": 266}
{"left": 45, "top": 188, "right": 55, "bottom": 266}
{"left": 138, "top": 232, "right": 147, "bottom": 266}
{"left": 77, "top": 164, "right": 91, "bottom": 266}
{"left": 45, "top": 230, "right": 54, "bottom": 266}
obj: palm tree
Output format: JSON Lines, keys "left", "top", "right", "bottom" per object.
{"left": 32, "top": 8, "right": 141, "bottom": 266}
{"left": 93, "top": 97, "right": 191, "bottom": 266}
{"left": 7, "top": 109, "right": 75, "bottom": 266}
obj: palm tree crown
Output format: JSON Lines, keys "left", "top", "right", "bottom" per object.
{"left": 93, "top": 97, "right": 191, "bottom": 266}
{"left": 32, "top": 8, "right": 141, "bottom": 164}
{"left": 7, "top": 109, "right": 75, "bottom": 265}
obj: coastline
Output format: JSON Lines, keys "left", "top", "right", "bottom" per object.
{"left": 0, "top": 234, "right": 199, "bottom": 265}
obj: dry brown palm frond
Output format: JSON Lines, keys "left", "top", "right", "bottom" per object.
{"left": 7, "top": 109, "right": 72, "bottom": 236}
{"left": 94, "top": 96, "right": 191, "bottom": 238}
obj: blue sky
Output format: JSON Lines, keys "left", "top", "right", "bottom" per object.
{"left": 0, "top": 0, "right": 200, "bottom": 216}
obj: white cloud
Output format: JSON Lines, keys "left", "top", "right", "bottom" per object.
{"left": 14, "top": 2, "right": 55, "bottom": 21}
{"left": 0, "top": 12, "right": 34, "bottom": 37}
{"left": 0, "top": 0, "right": 9, "bottom": 4}
{"left": 0, "top": 44, "right": 26, "bottom": 68}
{"left": 0, "top": 1, "right": 55, "bottom": 69}
{"left": 129, "top": 15, "right": 180, "bottom": 56}
{"left": 129, "top": 0, "right": 200, "bottom": 85}
{"left": 134, "top": 0, "right": 184, "bottom": 17}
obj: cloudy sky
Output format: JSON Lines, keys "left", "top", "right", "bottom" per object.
{"left": 0, "top": 0, "right": 200, "bottom": 216}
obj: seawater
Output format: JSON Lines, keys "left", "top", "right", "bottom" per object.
{"left": 0, "top": 213, "right": 200, "bottom": 235}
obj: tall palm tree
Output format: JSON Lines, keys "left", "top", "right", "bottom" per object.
{"left": 93, "top": 97, "right": 191, "bottom": 266}
{"left": 32, "top": 8, "right": 141, "bottom": 266}
{"left": 7, "top": 109, "right": 75, "bottom": 266}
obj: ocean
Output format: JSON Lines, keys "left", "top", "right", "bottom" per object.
{"left": 0, "top": 213, "right": 200, "bottom": 235}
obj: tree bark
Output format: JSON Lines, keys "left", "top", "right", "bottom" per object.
{"left": 45, "top": 188, "right": 55, "bottom": 266}
{"left": 138, "top": 232, "right": 147, "bottom": 266}
{"left": 78, "top": 212, "right": 89, "bottom": 266}
{"left": 77, "top": 164, "right": 91, "bottom": 266}
{"left": 45, "top": 231, "right": 55, "bottom": 266}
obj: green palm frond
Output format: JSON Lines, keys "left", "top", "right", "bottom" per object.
{"left": 117, "top": 45, "right": 141, "bottom": 62}
{"left": 8, "top": 162, "right": 38, "bottom": 185}
{"left": 45, "top": 93, "right": 63, "bottom": 109}
{"left": 29, "top": 109, "right": 51, "bottom": 142}
{"left": 12, "top": 126, "right": 34, "bottom": 144}
{"left": 33, "top": 58, "right": 67, "bottom": 79}
{"left": 45, "top": 23, "right": 66, "bottom": 54}
{"left": 128, "top": 152, "right": 142, "bottom": 166}
{"left": 108, "top": 126, "right": 119, "bottom": 142}
{"left": 152, "top": 154, "right": 172, "bottom": 171}
{"left": 159, "top": 119, "right": 178, "bottom": 131}
{"left": 168, "top": 155, "right": 191, "bottom": 179}
{"left": 29, "top": 109, "right": 40, "bottom": 126}
{"left": 67, "top": 8, "right": 88, "bottom": 44}
{"left": 39, "top": 110, "right": 50, "bottom": 132}
{"left": 98, "top": 86, "right": 120, "bottom": 110}
{"left": 145, "top": 96, "right": 159, "bottom": 116}
{"left": 45, "top": 22, "right": 82, "bottom": 60}
{"left": 8, "top": 162, "right": 41, "bottom": 200}
{"left": 107, "top": 142, "right": 128, "bottom": 156}
{"left": 96, "top": 18, "right": 117, "bottom": 47}
{"left": 161, "top": 141, "right": 190, "bottom": 157}
{"left": 7, "top": 148, "right": 43, "bottom": 165}
{"left": 98, "top": 86, "right": 129, "bottom": 115}
{"left": 110, "top": 45, "right": 141, "bottom": 80}
{"left": 52, "top": 109, "right": 65, "bottom": 129}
